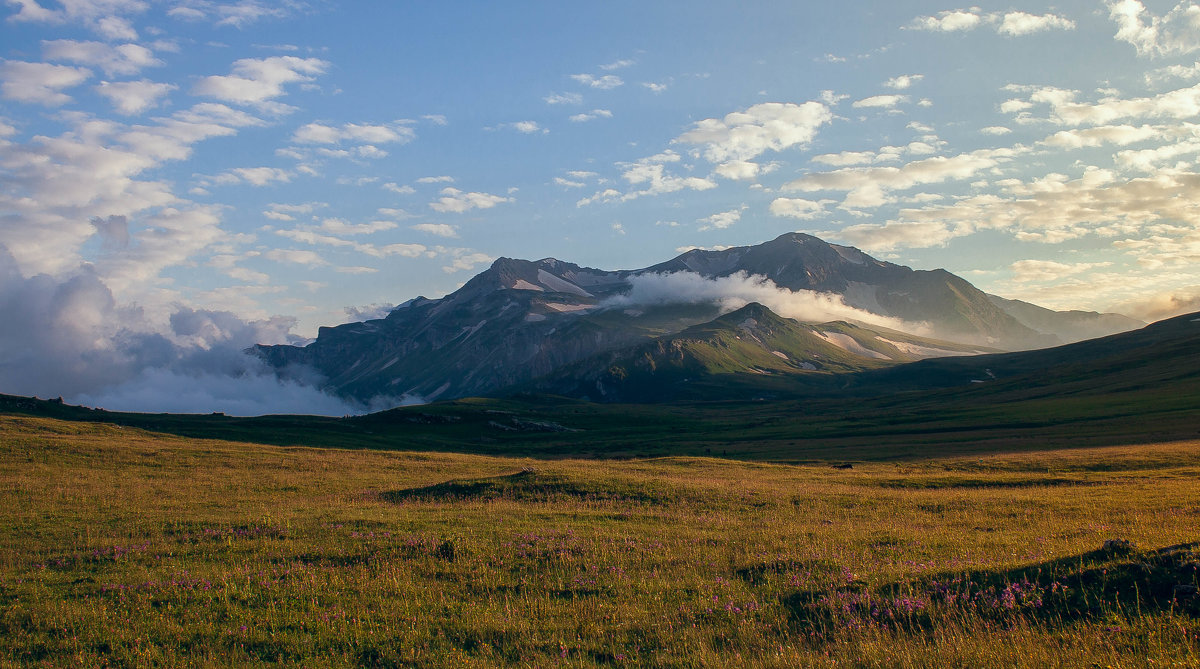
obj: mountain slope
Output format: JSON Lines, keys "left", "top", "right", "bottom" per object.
{"left": 986, "top": 294, "right": 1144, "bottom": 344}
{"left": 255, "top": 232, "right": 1113, "bottom": 405}
{"left": 522, "top": 302, "right": 991, "bottom": 402}
{"left": 644, "top": 233, "right": 1055, "bottom": 348}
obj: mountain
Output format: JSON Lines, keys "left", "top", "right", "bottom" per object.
{"left": 523, "top": 302, "right": 991, "bottom": 402}
{"left": 986, "top": 294, "right": 1144, "bottom": 344}
{"left": 255, "top": 232, "right": 1127, "bottom": 405}
{"left": 643, "top": 233, "right": 1056, "bottom": 348}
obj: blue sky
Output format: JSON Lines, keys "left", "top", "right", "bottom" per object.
{"left": 2, "top": 0, "right": 1200, "bottom": 411}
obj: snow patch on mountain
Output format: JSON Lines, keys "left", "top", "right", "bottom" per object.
{"left": 537, "top": 269, "right": 593, "bottom": 297}
{"left": 816, "top": 331, "right": 891, "bottom": 360}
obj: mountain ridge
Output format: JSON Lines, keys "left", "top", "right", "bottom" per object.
{"left": 255, "top": 232, "right": 1142, "bottom": 406}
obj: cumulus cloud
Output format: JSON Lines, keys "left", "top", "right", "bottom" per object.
{"left": 884, "top": 74, "right": 924, "bottom": 90}
{"left": 1108, "top": 0, "right": 1200, "bottom": 57}
{"left": 95, "top": 79, "right": 175, "bottom": 114}
{"left": 7, "top": 0, "right": 151, "bottom": 38}
{"left": 674, "top": 101, "right": 832, "bottom": 163}
{"left": 265, "top": 248, "right": 326, "bottom": 266}
{"left": 909, "top": 9, "right": 1076, "bottom": 35}
{"left": 0, "top": 60, "right": 91, "bottom": 105}
{"left": 291, "top": 120, "right": 415, "bottom": 145}
{"left": 909, "top": 9, "right": 983, "bottom": 32}
{"left": 604, "top": 271, "right": 922, "bottom": 332}
{"left": 853, "top": 95, "right": 907, "bottom": 109}
{"left": 568, "top": 109, "right": 612, "bottom": 122}
{"left": 192, "top": 56, "right": 327, "bottom": 106}
{"left": 570, "top": 73, "right": 623, "bottom": 89}
{"left": 998, "top": 11, "right": 1076, "bottom": 36}
{"left": 1009, "top": 259, "right": 1113, "bottom": 282}
{"left": 0, "top": 253, "right": 373, "bottom": 415}
{"left": 41, "top": 39, "right": 160, "bottom": 76}
{"left": 442, "top": 251, "right": 493, "bottom": 274}
{"left": 214, "top": 166, "right": 291, "bottom": 186}
{"left": 769, "top": 197, "right": 829, "bottom": 220}
{"left": 698, "top": 206, "right": 745, "bottom": 231}
{"left": 544, "top": 92, "right": 582, "bottom": 105}
{"left": 0, "top": 103, "right": 266, "bottom": 280}
{"left": 410, "top": 223, "right": 458, "bottom": 238}
{"left": 428, "top": 187, "right": 512, "bottom": 213}
{"left": 784, "top": 147, "right": 1021, "bottom": 211}
{"left": 168, "top": 0, "right": 296, "bottom": 28}
{"left": 1012, "top": 82, "right": 1200, "bottom": 126}
{"left": 713, "top": 159, "right": 768, "bottom": 180}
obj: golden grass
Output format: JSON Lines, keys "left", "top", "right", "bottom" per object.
{"left": 0, "top": 415, "right": 1197, "bottom": 667}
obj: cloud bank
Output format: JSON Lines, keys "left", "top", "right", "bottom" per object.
{"left": 0, "top": 248, "right": 381, "bottom": 416}
{"left": 605, "top": 271, "right": 926, "bottom": 333}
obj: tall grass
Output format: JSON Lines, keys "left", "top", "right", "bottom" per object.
{"left": 0, "top": 415, "right": 1197, "bottom": 667}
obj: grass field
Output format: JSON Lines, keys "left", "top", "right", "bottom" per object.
{"left": 1, "top": 413, "right": 1197, "bottom": 667}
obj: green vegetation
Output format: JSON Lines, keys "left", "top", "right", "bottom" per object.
{"left": 1, "top": 414, "right": 1197, "bottom": 666}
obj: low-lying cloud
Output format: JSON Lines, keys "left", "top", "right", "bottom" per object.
{"left": 0, "top": 246, "right": 391, "bottom": 416}
{"left": 605, "top": 271, "right": 928, "bottom": 333}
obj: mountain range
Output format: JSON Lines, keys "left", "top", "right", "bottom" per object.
{"left": 254, "top": 232, "right": 1143, "bottom": 405}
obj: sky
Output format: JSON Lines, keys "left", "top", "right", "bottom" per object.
{"left": 2, "top": 0, "right": 1200, "bottom": 413}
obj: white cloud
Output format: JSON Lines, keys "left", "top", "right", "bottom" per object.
{"left": 812, "top": 150, "right": 883, "bottom": 167}
{"left": 41, "top": 39, "right": 160, "bottom": 76}
{"left": 1039, "top": 124, "right": 1162, "bottom": 149}
{"left": 909, "top": 9, "right": 1076, "bottom": 36}
{"left": 698, "top": 206, "right": 745, "bottom": 231}
{"left": 215, "top": 166, "right": 291, "bottom": 186}
{"left": 0, "top": 60, "right": 91, "bottom": 105}
{"left": 291, "top": 121, "right": 415, "bottom": 145}
{"left": 569, "top": 109, "right": 613, "bottom": 122}
{"left": 509, "top": 120, "right": 545, "bottom": 134}
{"left": 1108, "top": 0, "right": 1200, "bottom": 57}
{"left": 1014, "top": 82, "right": 1200, "bottom": 126}
{"left": 909, "top": 9, "right": 983, "bottom": 32}
{"left": 606, "top": 271, "right": 920, "bottom": 332}
{"left": 852, "top": 94, "right": 908, "bottom": 109}
{"left": 836, "top": 220, "right": 972, "bottom": 252}
{"left": 95, "top": 14, "right": 137, "bottom": 40}
{"left": 588, "top": 150, "right": 717, "bottom": 203}
{"left": 410, "top": 223, "right": 459, "bottom": 238}
{"left": 320, "top": 218, "right": 396, "bottom": 235}
{"left": 998, "top": 11, "right": 1076, "bottom": 36}
{"left": 192, "top": 56, "right": 327, "bottom": 106}
{"left": 416, "top": 175, "right": 454, "bottom": 184}
{"left": 383, "top": 182, "right": 416, "bottom": 195}
{"left": 599, "top": 59, "right": 635, "bottom": 71}
{"left": 713, "top": 160, "right": 767, "bottom": 180}
{"left": 442, "top": 251, "right": 493, "bottom": 273}
{"left": 674, "top": 101, "right": 832, "bottom": 163}
{"left": 0, "top": 104, "right": 262, "bottom": 278}
{"left": 1009, "top": 259, "right": 1112, "bottom": 282}
{"left": 769, "top": 197, "right": 828, "bottom": 220}
{"left": 884, "top": 74, "right": 924, "bottom": 90}
{"left": 168, "top": 1, "right": 296, "bottom": 28}
{"left": 266, "top": 248, "right": 327, "bottom": 266}
{"left": 429, "top": 187, "right": 512, "bottom": 213}
{"left": 784, "top": 147, "right": 1020, "bottom": 211}
{"left": 570, "top": 73, "right": 623, "bottom": 89}
{"left": 544, "top": 92, "right": 582, "bottom": 105}
{"left": 642, "top": 82, "right": 668, "bottom": 93}
{"left": 980, "top": 125, "right": 1012, "bottom": 135}
{"left": 95, "top": 79, "right": 175, "bottom": 114}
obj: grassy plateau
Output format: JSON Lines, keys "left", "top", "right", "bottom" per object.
{"left": 0, "top": 409, "right": 1198, "bottom": 667}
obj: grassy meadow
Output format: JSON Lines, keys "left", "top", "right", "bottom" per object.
{"left": 0, "top": 413, "right": 1198, "bottom": 667}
